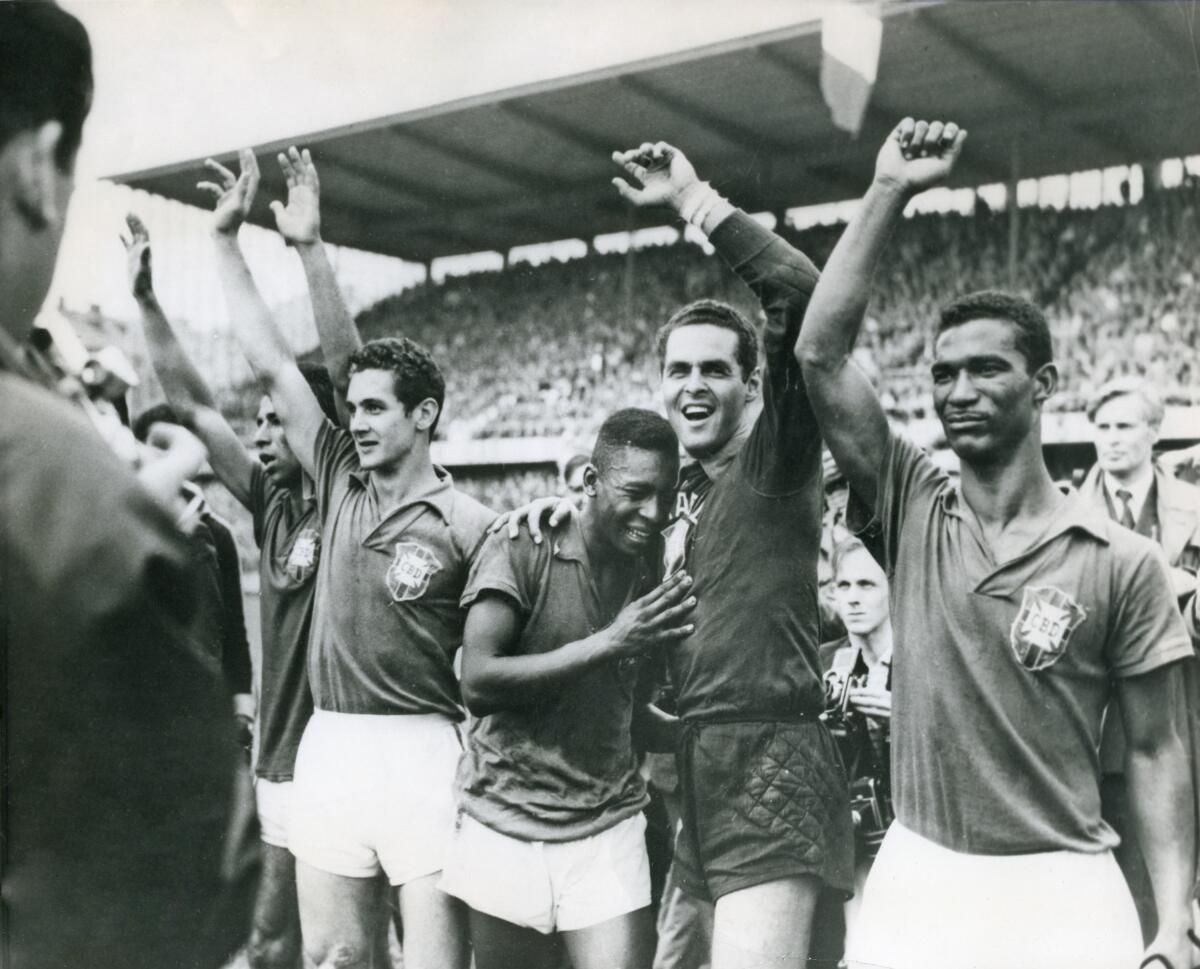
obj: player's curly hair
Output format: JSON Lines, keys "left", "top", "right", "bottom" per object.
{"left": 592, "top": 407, "right": 679, "bottom": 477}
{"left": 655, "top": 299, "right": 760, "bottom": 380}
{"left": 348, "top": 337, "right": 446, "bottom": 437}
{"left": 937, "top": 290, "right": 1053, "bottom": 373}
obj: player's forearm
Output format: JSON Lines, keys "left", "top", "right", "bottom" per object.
{"left": 707, "top": 209, "right": 821, "bottom": 361}
{"left": 461, "top": 635, "right": 608, "bottom": 717}
{"left": 798, "top": 177, "right": 908, "bottom": 371}
{"left": 135, "top": 291, "right": 218, "bottom": 414}
{"left": 212, "top": 232, "right": 296, "bottom": 387}
{"left": 294, "top": 241, "right": 360, "bottom": 399}
{"left": 1126, "top": 729, "right": 1195, "bottom": 935}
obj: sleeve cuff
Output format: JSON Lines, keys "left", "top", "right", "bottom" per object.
{"left": 1112, "top": 639, "right": 1197, "bottom": 678}
{"left": 707, "top": 208, "right": 774, "bottom": 266}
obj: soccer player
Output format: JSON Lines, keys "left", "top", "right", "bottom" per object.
{"left": 201, "top": 150, "right": 493, "bottom": 969}
{"left": 610, "top": 142, "right": 856, "bottom": 969}
{"left": 504, "top": 142, "right": 853, "bottom": 969}
{"left": 123, "top": 208, "right": 340, "bottom": 969}
{"left": 796, "top": 117, "right": 1195, "bottom": 969}
{"left": 441, "top": 408, "right": 692, "bottom": 969}
{"left": 0, "top": 4, "right": 246, "bottom": 967}
{"left": 1079, "top": 376, "right": 1200, "bottom": 938}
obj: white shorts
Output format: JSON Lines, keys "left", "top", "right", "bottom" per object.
{"left": 254, "top": 777, "right": 293, "bottom": 849}
{"left": 289, "top": 710, "right": 463, "bottom": 886}
{"left": 440, "top": 810, "right": 651, "bottom": 934}
{"left": 846, "top": 821, "right": 1142, "bottom": 969}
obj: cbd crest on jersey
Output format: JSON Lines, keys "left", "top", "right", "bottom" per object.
{"left": 285, "top": 528, "right": 320, "bottom": 580}
{"left": 1010, "top": 585, "right": 1087, "bottom": 671}
{"left": 386, "top": 541, "right": 442, "bottom": 602}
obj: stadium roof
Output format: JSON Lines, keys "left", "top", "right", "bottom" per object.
{"left": 117, "top": 0, "right": 1200, "bottom": 262}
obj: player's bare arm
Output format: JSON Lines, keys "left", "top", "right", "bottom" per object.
{"left": 271, "top": 146, "right": 359, "bottom": 423}
{"left": 1118, "top": 661, "right": 1195, "bottom": 969}
{"left": 798, "top": 118, "right": 967, "bottom": 509}
{"left": 461, "top": 570, "right": 695, "bottom": 717}
{"left": 202, "top": 148, "right": 326, "bottom": 480}
{"left": 122, "top": 213, "right": 256, "bottom": 508}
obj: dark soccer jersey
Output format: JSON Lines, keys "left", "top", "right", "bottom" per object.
{"left": 456, "top": 520, "right": 657, "bottom": 841}
{"left": 661, "top": 210, "right": 825, "bottom": 722}
{"left": 308, "top": 421, "right": 494, "bottom": 716}
{"left": 249, "top": 462, "right": 319, "bottom": 781}
{"left": 866, "top": 431, "right": 1192, "bottom": 854}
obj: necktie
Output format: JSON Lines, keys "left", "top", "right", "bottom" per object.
{"left": 1115, "top": 488, "right": 1136, "bottom": 530}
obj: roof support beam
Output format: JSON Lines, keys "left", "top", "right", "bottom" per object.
{"left": 497, "top": 100, "right": 620, "bottom": 158}
{"left": 387, "top": 127, "right": 570, "bottom": 191}
{"left": 616, "top": 75, "right": 794, "bottom": 154}
{"left": 919, "top": 10, "right": 1134, "bottom": 163}
{"left": 1117, "top": 2, "right": 1199, "bottom": 75}
{"left": 754, "top": 42, "right": 1010, "bottom": 186}
{"left": 314, "top": 150, "right": 480, "bottom": 208}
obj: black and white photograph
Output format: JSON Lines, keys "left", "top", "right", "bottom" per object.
{"left": 3, "top": 2, "right": 1200, "bottom": 967}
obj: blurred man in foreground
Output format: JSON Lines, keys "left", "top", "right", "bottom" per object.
{"left": 0, "top": 5, "right": 247, "bottom": 967}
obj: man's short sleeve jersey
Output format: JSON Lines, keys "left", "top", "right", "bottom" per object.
{"left": 662, "top": 210, "right": 825, "bottom": 721}
{"left": 865, "top": 430, "right": 1192, "bottom": 854}
{"left": 308, "top": 420, "right": 495, "bottom": 716}
{"left": 249, "top": 461, "right": 320, "bottom": 780}
{"left": 454, "top": 520, "right": 656, "bottom": 841}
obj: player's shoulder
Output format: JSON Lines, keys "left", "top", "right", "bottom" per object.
{"left": 1078, "top": 501, "right": 1168, "bottom": 576}
{"left": 445, "top": 485, "right": 498, "bottom": 541}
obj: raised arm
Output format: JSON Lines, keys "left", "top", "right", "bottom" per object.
{"left": 460, "top": 571, "right": 695, "bottom": 717}
{"left": 797, "top": 119, "right": 966, "bottom": 509}
{"left": 612, "top": 142, "right": 818, "bottom": 366}
{"left": 1118, "top": 661, "right": 1195, "bottom": 969}
{"left": 200, "top": 149, "right": 325, "bottom": 479}
{"left": 269, "top": 146, "right": 360, "bottom": 422}
{"left": 122, "top": 214, "right": 257, "bottom": 508}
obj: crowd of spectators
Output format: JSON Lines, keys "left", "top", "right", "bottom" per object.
{"left": 345, "top": 178, "right": 1200, "bottom": 440}
{"left": 209, "top": 178, "right": 1200, "bottom": 544}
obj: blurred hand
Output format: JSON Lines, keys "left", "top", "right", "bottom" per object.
{"left": 848, "top": 685, "right": 892, "bottom": 721}
{"left": 199, "top": 148, "right": 260, "bottom": 235}
{"left": 611, "top": 141, "right": 700, "bottom": 210}
{"left": 120, "top": 213, "right": 153, "bottom": 300}
{"left": 489, "top": 495, "right": 575, "bottom": 545}
{"left": 269, "top": 146, "right": 321, "bottom": 246}
{"left": 874, "top": 118, "right": 967, "bottom": 195}
{"left": 146, "top": 421, "right": 206, "bottom": 472}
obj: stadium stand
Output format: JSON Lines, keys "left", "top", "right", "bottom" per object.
{"left": 346, "top": 176, "right": 1200, "bottom": 439}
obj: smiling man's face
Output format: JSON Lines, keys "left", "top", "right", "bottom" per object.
{"left": 660, "top": 323, "right": 753, "bottom": 461}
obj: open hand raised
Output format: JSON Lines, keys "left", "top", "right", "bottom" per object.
{"left": 120, "top": 213, "right": 153, "bottom": 299}
{"left": 270, "top": 146, "right": 321, "bottom": 246}
{"left": 198, "top": 147, "right": 260, "bottom": 235}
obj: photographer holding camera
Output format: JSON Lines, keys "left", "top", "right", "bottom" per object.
{"left": 819, "top": 536, "right": 894, "bottom": 953}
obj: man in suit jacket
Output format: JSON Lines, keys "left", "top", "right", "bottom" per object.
{"left": 1080, "top": 376, "right": 1200, "bottom": 942}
